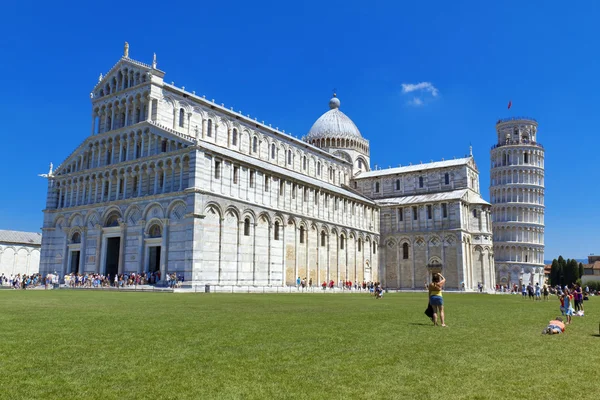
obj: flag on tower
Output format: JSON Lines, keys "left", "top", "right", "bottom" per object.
{"left": 507, "top": 100, "right": 512, "bottom": 110}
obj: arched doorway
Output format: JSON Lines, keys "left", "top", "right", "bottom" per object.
{"left": 68, "top": 231, "right": 82, "bottom": 274}
{"left": 145, "top": 223, "right": 162, "bottom": 281}
{"left": 101, "top": 211, "right": 122, "bottom": 279}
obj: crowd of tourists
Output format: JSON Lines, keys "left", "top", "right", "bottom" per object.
{"left": 63, "top": 271, "right": 184, "bottom": 288}
{"left": 0, "top": 273, "right": 46, "bottom": 289}
{"left": 0, "top": 271, "right": 184, "bottom": 289}
{"left": 295, "top": 277, "right": 382, "bottom": 293}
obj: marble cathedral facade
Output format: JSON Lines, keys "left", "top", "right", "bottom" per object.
{"left": 39, "top": 45, "right": 379, "bottom": 287}
{"left": 39, "top": 44, "right": 495, "bottom": 290}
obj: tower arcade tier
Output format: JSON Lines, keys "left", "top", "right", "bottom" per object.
{"left": 490, "top": 117, "right": 545, "bottom": 287}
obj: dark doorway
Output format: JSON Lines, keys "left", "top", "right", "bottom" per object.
{"left": 148, "top": 246, "right": 161, "bottom": 274}
{"left": 105, "top": 237, "right": 120, "bottom": 278}
{"left": 70, "top": 251, "right": 80, "bottom": 274}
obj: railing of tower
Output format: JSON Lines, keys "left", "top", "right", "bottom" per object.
{"left": 496, "top": 116, "right": 538, "bottom": 124}
{"left": 491, "top": 140, "right": 544, "bottom": 150}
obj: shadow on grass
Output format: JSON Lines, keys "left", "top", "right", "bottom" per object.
{"left": 409, "top": 322, "right": 433, "bottom": 326}
{"left": 590, "top": 334, "right": 600, "bottom": 337}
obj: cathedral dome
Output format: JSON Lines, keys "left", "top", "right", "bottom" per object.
{"left": 305, "top": 95, "right": 363, "bottom": 141}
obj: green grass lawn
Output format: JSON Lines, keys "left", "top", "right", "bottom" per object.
{"left": 0, "top": 290, "right": 598, "bottom": 400}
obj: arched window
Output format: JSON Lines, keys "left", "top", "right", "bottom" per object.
{"left": 148, "top": 224, "right": 162, "bottom": 238}
{"left": 317, "top": 162, "right": 321, "bottom": 176}
{"left": 105, "top": 213, "right": 120, "bottom": 227}
{"left": 403, "top": 243, "right": 409, "bottom": 259}
{"left": 340, "top": 235, "right": 345, "bottom": 250}
{"left": 71, "top": 232, "right": 81, "bottom": 243}
{"left": 303, "top": 156, "right": 307, "bottom": 170}
{"left": 274, "top": 221, "right": 280, "bottom": 240}
{"left": 300, "top": 226, "right": 305, "bottom": 244}
{"left": 373, "top": 242, "right": 377, "bottom": 254}
{"left": 358, "top": 159, "right": 363, "bottom": 169}
{"left": 419, "top": 176, "right": 424, "bottom": 188}
{"left": 232, "top": 128, "right": 238, "bottom": 146}
{"left": 271, "top": 143, "right": 276, "bottom": 159}
{"left": 375, "top": 182, "right": 380, "bottom": 193}
{"left": 207, "top": 119, "right": 213, "bottom": 137}
{"left": 244, "top": 218, "right": 250, "bottom": 236}
{"left": 358, "top": 239, "right": 362, "bottom": 251}
{"left": 179, "top": 108, "right": 185, "bottom": 128}
{"left": 287, "top": 150, "right": 292, "bottom": 165}
{"left": 321, "top": 231, "right": 326, "bottom": 247}
{"left": 395, "top": 179, "right": 400, "bottom": 190}
{"left": 252, "top": 136, "right": 258, "bottom": 153}
{"left": 445, "top": 173, "right": 450, "bottom": 185}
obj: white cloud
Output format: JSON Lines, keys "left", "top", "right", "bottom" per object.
{"left": 401, "top": 82, "right": 439, "bottom": 97}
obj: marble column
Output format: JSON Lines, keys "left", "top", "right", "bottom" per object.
{"left": 95, "top": 225, "right": 102, "bottom": 273}
{"left": 159, "top": 220, "right": 169, "bottom": 282}
{"left": 117, "top": 223, "right": 126, "bottom": 274}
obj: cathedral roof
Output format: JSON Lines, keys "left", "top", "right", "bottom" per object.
{"left": 0, "top": 230, "right": 42, "bottom": 246}
{"left": 355, "top": 157, "right": 474, "bottom": 178}
{"left": 305, "top": 95, "right": 363, "bottom": 141}
{"left": 374, "top": 188, "right": 490, "bottom": 206}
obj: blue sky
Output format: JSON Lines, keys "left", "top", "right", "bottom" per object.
{"left": 0, "top": 1, "right": 597, "bottom": 259}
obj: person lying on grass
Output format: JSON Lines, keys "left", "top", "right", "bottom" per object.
{"left": 542, "top": 317, "right": 565, "bottom": 335}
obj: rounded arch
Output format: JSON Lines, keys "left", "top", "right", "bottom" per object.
{"left": 145, "top": 218, "right": 164, "bottom": 236}
{"left": 241, "top": 208, "right": 256, "bottom": 222}
{"left": 69, "top": 230, "right": 82, "bottom": 244}
{"left": 257, "top": 212, "right": 271, "bottom": 225}
{"left": 68, "top": 213, "right": 84, "bottom": 228}
{"left": 54, "top": 215, "right": 66, "bottom": 229}
{"left": 142, "top": 202, "right": 165, "bottom": 221}
{"left": 167, "top": 200, "right": 187, "bottom": 221}
{"left": 204, "top": 203, "right": 222, "bottom": 220}
{"left": 273, "top": 212, "right": 285, "bottom": 225}
{"left": 101, "top": 206, "right": 122, "bottom": 227}
{"left": 224, "top": 205, "right": 241, "bottom": 220}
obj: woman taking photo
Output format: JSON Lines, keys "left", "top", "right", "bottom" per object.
{"left": 428, "top": 273, "right": 446, "bottom": 327}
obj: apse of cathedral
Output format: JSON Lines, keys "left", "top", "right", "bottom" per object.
{"left": 40, "top": 44, "right": 496, "bottom": 291}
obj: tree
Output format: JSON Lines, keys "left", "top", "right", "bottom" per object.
{"left": 558, "top": 256, "right": 567, "bottom": 286}
{"left": 562, "top": 259, "right": 579, "bottom": 285}
{"left": 579, "top": 263, "right": 585, "bottom": 280}
{"left": 550, "top": 259, "right": 560, "bottom": 286}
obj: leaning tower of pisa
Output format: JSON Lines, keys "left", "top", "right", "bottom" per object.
{"left": 490, "top": 117, "right": 545, "bottom": 288}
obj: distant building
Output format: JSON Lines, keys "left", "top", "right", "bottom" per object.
{"left": 582, "top": 255, "right": 600, "bottom": 285}
{"left": 0, "top": 230, "right": 42, "bottom": 276}
{"left": 353, "top": 157, "right": 495, "bottom": 291}
{"left": 490, "top": 117, "right": 545, "bottom": 287}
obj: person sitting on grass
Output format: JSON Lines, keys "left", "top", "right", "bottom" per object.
{"left": 542, "top": 317, "right": 565, "bottom": 334}
{"left": 428, "top": 273, "right": 446, "bottom": 327}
